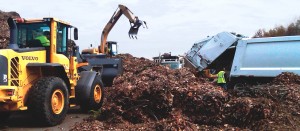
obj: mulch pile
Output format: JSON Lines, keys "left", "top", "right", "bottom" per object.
{"left": 70, "top": 54, "right": 300, "bottom": 130}
{"left": 0, "top": 10, "right": 20, "bottom": 48}
{"left": 273, "top": 72, "right": 300, "bottom": 85}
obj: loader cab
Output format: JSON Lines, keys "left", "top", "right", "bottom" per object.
{"left": 13, "top": 18, "right": 78, "bottom": 62}
{"left": 16, "top": 22, "right": 51, "bottom": 48}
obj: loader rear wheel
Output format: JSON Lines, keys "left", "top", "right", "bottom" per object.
{"left": 79, "top": 76, "right": 104, "bottom": 112}
{"left": 28, "top": 77, "right": 69, "bottom": 126}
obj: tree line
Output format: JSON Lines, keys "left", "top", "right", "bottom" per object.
{"left": 253, "top": 18, "right": 300, "bottom": 38}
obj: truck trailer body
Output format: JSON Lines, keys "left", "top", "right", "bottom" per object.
{"left": 230, "top": 36, "right": 300, "bottom": 77}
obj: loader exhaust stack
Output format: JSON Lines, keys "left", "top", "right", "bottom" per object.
{"left": 7, "top": 17, "right": 19, "bottom": 50}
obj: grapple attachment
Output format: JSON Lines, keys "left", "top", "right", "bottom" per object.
{"left": 128, "top": 19, "right": 147, "bottom": 39}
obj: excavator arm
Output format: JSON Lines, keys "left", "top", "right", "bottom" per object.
{"left": 81, "top": 4, "right": 147, "bottom": 55}
{"left": 99, "top": 4, "right": 147, "bottom": 54}
{"left": 79, "top": 5, "right": 146, "bottom": 86}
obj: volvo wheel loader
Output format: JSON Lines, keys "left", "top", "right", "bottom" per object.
{"left": 0, "top": 17, "right": 105, "bottom": 126}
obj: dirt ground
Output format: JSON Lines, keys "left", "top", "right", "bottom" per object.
{"left": 0, "top": 106, "right": 89, "bottom": 131}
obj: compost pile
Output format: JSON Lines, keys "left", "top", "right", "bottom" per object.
{"left": 231, "top": 72, "right": 300, "bottom": 130}
{"left": 71, "top": 54, "right": 300, "bottom": 130}
{"left": 0, "top": 10, "right": 20, "bottom": 48}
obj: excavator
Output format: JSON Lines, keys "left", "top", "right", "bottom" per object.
{"left": 82, "top": 4, "right": 147, "bottom": 56}
{"left": 79, "top": 4, "right": 147, "bottom": 86}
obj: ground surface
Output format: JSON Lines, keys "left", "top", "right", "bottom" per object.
{"left": 0, "top": 107, "right": 89, "bottom": 131}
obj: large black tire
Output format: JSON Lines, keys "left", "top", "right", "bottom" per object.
{"left": 79, "top": 76, "right": 104, "bottom": 112}
{"left": 0, "top": 112, "right": 11, "bottom": 124}
{"left": 27, "top": 77, "right": 69, "bottom": 126}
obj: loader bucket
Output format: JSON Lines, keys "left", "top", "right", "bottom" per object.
{"left": 81, "top": 54, "right": 123, "bottom": 87}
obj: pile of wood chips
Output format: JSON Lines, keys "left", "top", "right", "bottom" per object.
{"left": 0, "top": 10, "right": 20, "bottom": 49}
{"left": 71, "top": 54, "right": 300, "bottom": 130}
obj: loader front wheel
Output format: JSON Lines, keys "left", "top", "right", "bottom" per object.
{"left": 79, "top": 76, "right": 104, "bottom": 112}
{"left": 51, "top": 89, "right": 65, "bottom": 114}
{"left": 28, "top": 77, "right": 69, "bottom": 126}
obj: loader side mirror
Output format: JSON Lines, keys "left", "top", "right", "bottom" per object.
{"left": 74, "top": 28, "right": 78, "bottom": 40}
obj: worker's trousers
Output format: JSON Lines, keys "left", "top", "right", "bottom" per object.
{"left": 218, "top": 83, "right": 227, "bottom": 90}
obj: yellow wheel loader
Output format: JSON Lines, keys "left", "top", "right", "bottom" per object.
{"left": 0, "top": 17, "right": 105, "bottom": 126}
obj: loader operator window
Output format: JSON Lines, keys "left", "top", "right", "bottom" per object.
{"left": 17, "top": 22, "right": 50, "bottom": 48}
{"left": 56, "top": 23, "right": 67, "bottom": 55}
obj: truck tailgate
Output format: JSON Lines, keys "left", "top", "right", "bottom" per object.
{"left": 185, "top": 32, "right": 238, "bottom": 71}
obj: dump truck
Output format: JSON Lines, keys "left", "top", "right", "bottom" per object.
{"left": 153, "top": 52, "right": 184, "bottom": 69}
{"left": 184, "top": 32, "right": 300, "bottom": 87}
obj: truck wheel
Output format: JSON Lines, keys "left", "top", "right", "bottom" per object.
{"left": 28, "top": 77, "right": 69, "bottom": 126}
{"left": 0, "top": 112, "right": 11, "bottom": 124}
{"left": 79, "top": 76, "right": 104, "bottom": 112}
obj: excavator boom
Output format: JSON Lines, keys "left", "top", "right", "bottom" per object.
{"left": 100, "top": 4, "right": 147, "bottom": 54}
{"left": 80, "top": 4, "right": 147, "bottom": 86}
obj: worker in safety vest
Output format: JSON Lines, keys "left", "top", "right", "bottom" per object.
{"left": 35, "top": 31, "right": 50, "bottom": 46}
{"left": 217, "top": 68, "right": 227, "bottom": 90}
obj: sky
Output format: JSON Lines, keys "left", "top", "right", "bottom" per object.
{"left": 1, "top": 0, "right": 300, "bottom": 59}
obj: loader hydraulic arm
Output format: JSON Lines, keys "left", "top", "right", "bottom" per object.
{"left": 99, "top": 4, "right": 147, "bottom": 54}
